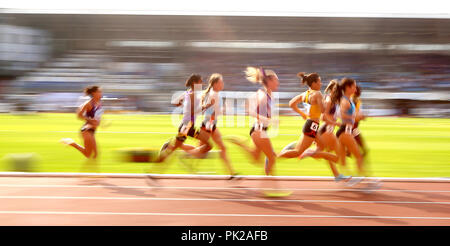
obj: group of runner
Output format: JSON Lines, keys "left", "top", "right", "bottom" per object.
{"left": 60, "top": 66, "right": 376, "bottom": 194}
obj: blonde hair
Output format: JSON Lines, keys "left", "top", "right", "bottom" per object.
{"left": 245, "top": 66, "right": 277, "bottom": 85}
{"left": 324, "top": 79, "right": 338, "bottom": 94}
{"left": 202, "top": 73, "right": 223, "bottom": 103}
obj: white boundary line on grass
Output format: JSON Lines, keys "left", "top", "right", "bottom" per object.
{"left": 0, "top": 210, "right": 449, "bottom": 220}
{"left": 0, "top": 172, "right": 449, "bottom": 182}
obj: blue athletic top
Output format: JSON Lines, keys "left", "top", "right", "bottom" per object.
{"left": 342, "top": 95, "right": 355, "bottom": 124}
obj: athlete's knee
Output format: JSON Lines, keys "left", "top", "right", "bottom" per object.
{"left": 266, "top": 152, "right": 276, "bottom": 162}
{"left": 202, "top": 142, "right": 213, "bottom": 152}
{"left": 84, "top": 149, "right": 93, "bottom": 158}
{"left": 219, "top": 146, "right": 227, "bottom": 155}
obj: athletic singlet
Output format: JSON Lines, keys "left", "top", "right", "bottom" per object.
{"left": 255, "top": 89, "right": 272, "bottom": 127}
{"left": 182, "top": 89, "right": 201, "bottom": 125}
{"left": 354, "top": 98, "right": 361, "bottom": 114}
{"left": 203, "top": 90, "right": 222, "bottom": 124}
{"left": 353, "top": 98, "right": 362, "bottom": 129}
{"left": 342, "top": 95, "right": 355, "bottom": 124}
{"left": 85, "top": 100, "right": 103, "bottom": 121}
{"left": 303, "top": 89, "right": 321, "bottom": 119}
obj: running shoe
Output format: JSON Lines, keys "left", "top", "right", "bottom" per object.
{"left": 262, "top": 190, "right": 293, "bottom": 198}
{"left": 281, "top": 141, "right": 297, "bottom": 152}
{"left": 59, "top": 138, "right": 75, "bottom": 146}
{"left": 156, "top": 140, "right": 171, "bottom": 162}
{"left": 143, "top": 170, "right": 160, "bottom": 187}
{"left": 362, "top": 179, "right": 382, "bottom": 193}
{"left": 299, "top": 149, "right": 316, "bottom": 160}
{"left": 228, "top": 173, "right": 242, "bottom": 181}
{"left": 344, "top": 176, "right": 365, "bottom": 187}
{"left": 335, "top": 174, "right": 352, "bottom": 182}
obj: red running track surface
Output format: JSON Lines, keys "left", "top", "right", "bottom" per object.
{"left": 0, "top": 177, "right": 449, "bottom": 226}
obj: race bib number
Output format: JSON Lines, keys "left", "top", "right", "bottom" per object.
{"left": 310, "top": 122, "right": 319, "bottom": 132}
{"left": 254, "top": 123, "right": 264, "bottom": 131}
{"left": 345, "top": 124, "right": 353, "bottom": 134}
{"left": 205, "top": 121, "right": 214, "bottom": 131}
{"left": 326, "top": 125, "right": 334, "bottom": 133}
{"left": 352, "top": 127, "right": 361, "bottom": 137}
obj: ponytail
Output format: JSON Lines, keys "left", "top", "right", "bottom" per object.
{"left": 84, "top": 86, "right": 99, "bottom": 97}
{"left": 330, "top": 83, "right": 343, "bottom": 105}
{"left": 297, "top": 72, "right": 319, "bottom": 87}
{"left": 202, "top": 73, "right": 222, "bottom": 104}
{"left": 297, "top": 72, "right": 306, "bottom": 85}
{"left": 245, "top": 66, "right": 264, "bottom": 84}
{"left": 185, "top": 73, "right": 202, "bottom": 88}
{"left": 245, "top": 66, "right": 278, "bottom": 86}
{"left": 331, "top": 78, "right": 356, "bottom": 105}
{"left": 325, "top": 79, "right": 338, "bottom": 94}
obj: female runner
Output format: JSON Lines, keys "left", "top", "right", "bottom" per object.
{"left": 350, "top": 85, "right": 368, "bottom": 159}
{"left": 332, "top": 78, "right": 366, "bottom": 181}
{"left": 316, "top": 80, "right": 352, "bottom": 179}
{"left": 156, "top": 74, "right": 212, "bottom": 163}
{"left": 201, "top": 73, "right": 239, "bottom": 178}
{"left": 278, "top": 73, "right": 341, "bottom": 177}
{"left": 60, "top": 86, "right": 103, "bottom": 173}
{"left": 228, "top": 67, "right": 290, "bottom": 196}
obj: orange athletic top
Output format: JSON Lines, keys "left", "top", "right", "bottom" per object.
{"left": 304, "top": 89, "right": 321, "bottom": 119}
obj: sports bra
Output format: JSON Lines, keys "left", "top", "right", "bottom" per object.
{"left": 342, "top": 95, "right": 355, "bottom": 124}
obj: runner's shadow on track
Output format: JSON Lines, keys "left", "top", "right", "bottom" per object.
{"left": 357, "top": 192, "right": 450, "bottom": 216}
{"left": 296, "top": 202, "right": 408, "bottom": 225}
{"left": 84, "top": 180, "right": 155, "bottom": 197}
{"left": 309, "top": 190, "right": 450, "bottom": 215}
{"left": 181, "top": 188, "right": 408, "bottom": 225}
{"left": 386, "top": 187, "right": 450, "bottom": 201}
{"left": 180, "top": 189, "right": 301, "bottom": 213}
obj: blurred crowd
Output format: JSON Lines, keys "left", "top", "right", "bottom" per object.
{"left": 0, "top": 15, "right": 449, "bottom": 117}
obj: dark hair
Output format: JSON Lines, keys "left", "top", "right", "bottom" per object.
{"left": 185, "top": 74, "right": 202, "bottom": 87}
{"left": 324, "top": 79, "right": 338, "bottom": 94}
{"left": 353, "top": 85, "right": 362, "bottom": 104}
{"left": 354, "top": 85, "right": 362, "bottom": 98}
{"left": 297, "top": 72, "right": 319, "bottom": 87}
{"left": 330, "top": 78, "right": 356, "bottom": 105}
{"left": 84, "top": 86, "right": 99, "bottom": 96}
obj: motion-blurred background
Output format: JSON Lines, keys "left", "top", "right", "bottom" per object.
{"left": 1, "top": 10, "right": 449, "bottom": 116}
{"left": 0, "top": 2, "right": 449, "bottom": 177}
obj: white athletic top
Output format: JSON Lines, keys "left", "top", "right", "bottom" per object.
{"left": 181, "top": 89, "right": 202, "bottom": 125}
{"left": 203, "top": 90, "right": 222, "bottom": 124}
{"left": 252, "top": 89, "right": 272, "bottom": 128}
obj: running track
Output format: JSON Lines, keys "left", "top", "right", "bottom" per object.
{"left": 0, "top": 176, "right": 449, "bottom": 226}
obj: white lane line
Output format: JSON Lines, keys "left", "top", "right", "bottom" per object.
{"left": 0, "top": 211, "right": 449, "bottom": 220}
{"left": 0, "top": 195, "right": 449, "bottom": 205}
{"left": 0, "top": 184, "right": 449, "bottom": 194}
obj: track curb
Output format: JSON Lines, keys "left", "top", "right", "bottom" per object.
{"left": 0, "top": 172, "right": 449, "bottom": 183}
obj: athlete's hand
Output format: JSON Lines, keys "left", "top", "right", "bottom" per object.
{"left": 270, "top": 118, "right": 280, "bottom": 126}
